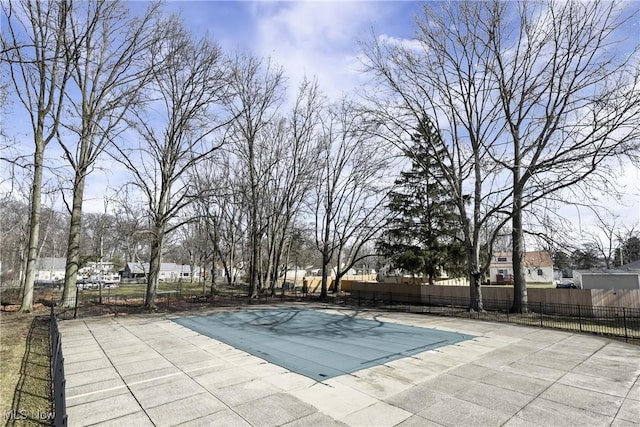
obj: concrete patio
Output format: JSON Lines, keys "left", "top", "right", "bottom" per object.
{"left": 58, "top": 304, "right": 640, "bottom": 426}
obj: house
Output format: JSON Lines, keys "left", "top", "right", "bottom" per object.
{"left": 120, "top": 262, "right": 201, "bottom": 281}
{"left": 34, "top": 257, "right": 66, "bottom": 282}
{"left": 490, "top": 253, "right": 514, "bottom": 285}
{"left": 79, "top": 261, "right": 117, "bottom": 280}
{"left": 574, "top": 260, "right": 640, "bottom": 290}
{"left": 489, "top": 251, "right": 554, "bottom": 285}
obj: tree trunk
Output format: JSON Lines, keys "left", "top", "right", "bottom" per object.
{"left": 511, "top": 184, "right": 527, "bottom": 313}
{"left": 61, "top": 172, "right": 86, "bottom": 308}
{"left": 334, "top": 275, "right": 343, "bottom": 294}
{"left": 249, "top": 231, "right": 259, "bottom": 297}
{"left": 210, "top": 265, "right": 216, "bottom": 296}
{"left": 468, "top": 246, "right": 483, "bottom": 312}
{"left": 145, "top": 228, "right": 163, "bottom": 310}
{"left": 320, "top": 243, "right": 330, "bottom": 299}
{"left": 332, "top": 253, "right": 342, "bottom": 294}
{"left": 20, "top": 144, "right": 45, "bottom": 313}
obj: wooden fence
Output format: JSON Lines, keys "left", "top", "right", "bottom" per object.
{"left": 347, "top": 282, "right": 640, "bottom": 311}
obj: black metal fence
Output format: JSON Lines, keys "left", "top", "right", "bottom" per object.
{"left": 50, "top": 304, "right": 67, "bottom": 427}
{"left": 345, "top": 290, "right": 640, "bottom": 345}
{"left": 50, "top": 284, "right": 319, "bottom": 319}
{"left": 5, "top": 284, "right": 635, "bottom": 346}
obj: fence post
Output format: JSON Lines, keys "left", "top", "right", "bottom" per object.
{"left": 623, "top": 307, "right": 628, "bottom": 343}
{"left": 578, "top": 305, "right": 582, "bottom": 332}
{"left": 73, "top": 285, "right": 79, "bottom": 319}
{"left": 539, "top": 301, "right": 543, "bottom": 327}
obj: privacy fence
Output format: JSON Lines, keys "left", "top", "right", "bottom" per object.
{"left": 345, "top": 289, "right": 640, "bottom": 345}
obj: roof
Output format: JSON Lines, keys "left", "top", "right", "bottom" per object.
{"left": 620, "top": 260, "right": 640, "bottom": 271}
{"left": 523, "top": 251, "right": 553, "bottom": 267}
{"left": 576, "top": 268, "right": 640, "bottom": 275}
{"left": 36, "top": 257, "right": 67, "bottom": 271}
{"left": 491, "top": 251, "right": 553, "bottom": 267}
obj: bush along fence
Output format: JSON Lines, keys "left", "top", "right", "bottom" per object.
{"left": 345, "top": 290, "right": 640, "bottom": 345}
{"left": 50, "top": 304, "right": 67, "bottom": 427}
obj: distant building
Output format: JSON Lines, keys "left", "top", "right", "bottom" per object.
{"left": 34, "top": 257, "right": 66, "bottom": 282}
{"left": 120, "top": 262, "right": 201, "bottom": 281}
{"left": 574, "top": 260, "right": 640, "bottom": 290}
{"left": 489, "top": 251, "right": 553, "bottom": 285}
{"left": 79, "top": 261, "right": 117, "bottom": 278}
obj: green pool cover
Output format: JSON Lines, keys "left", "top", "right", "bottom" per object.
{"left": 173, "top": 308, "right": 474, "bottom": 381}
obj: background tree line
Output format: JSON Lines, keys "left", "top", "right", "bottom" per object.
{"left": 2, "top": 0, "right": 638, "bottom": 312}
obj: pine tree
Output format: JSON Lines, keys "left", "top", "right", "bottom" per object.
{"left": 379, "top": 118, "right": 464, "bottom": 284}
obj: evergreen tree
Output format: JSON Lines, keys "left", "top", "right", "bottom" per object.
{"left": 379, "top": 118, "right": 464, "bottom": 284}
{"left": 615, "top": 234, "right": 640, "bottom": 266}
{"left": 571, "top": 245, "right": 600, "bottom": 270}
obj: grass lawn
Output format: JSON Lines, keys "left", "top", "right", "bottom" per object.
{"left": 0, "top": 309, "right": 53, "bottom": 425}
{"left": 77, "top": 281, "right": 246, "bottom": 300}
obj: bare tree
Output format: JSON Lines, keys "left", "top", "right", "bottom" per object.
{"left": 260, "top": 79, "right": 324, "bottom": 295}
{"left": 111, "top": 188, "right": 150, "bottom": 268}
{"left": 0, "top": 195, "right": 29, "bottom": 286}
{"left": 2, "top": 0, "right": 73, "bottom": 312}
{"left": 362, "top": 13, "right": 512, "bottom": 311}
{"left": 224, "top": 54, "right": 285, "bottom": 297}
{"left": 192, "top": 152, "right": 246, "bottom": 289}
{"left": 363, "top": 0, "right": 640, "bottom": 312}
{"left": 314, "top": 98, "right": 394, "bottom": 298}
{"left": 484, "top": 0, "right": 640, "bottom": 312}
{"left": 582, "top": 212, "right": 625, "bottom": 269}
{"left": 57, "top": 0, "right": 160, "bottom": 308}
{"left": 113, "top": 17, "right": 230, "bottom": 309}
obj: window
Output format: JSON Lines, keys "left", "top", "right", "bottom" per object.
{"left": 537, "top": 269, "right": 543, "bottom": 276}
{"left": 497, "top": 257, "right": 507, "bottom": 262}
{"left": 497, "top": 269, "right": 507, "bottom": 274}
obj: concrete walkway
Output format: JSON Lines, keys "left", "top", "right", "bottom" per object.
{"left": 58, "top": 304, "right": 640, "bottom": 426}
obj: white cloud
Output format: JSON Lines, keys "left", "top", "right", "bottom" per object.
{"left": 376, "top": 33, "right": 422, "bottom": 52}
{"left": 250, "top": 1, "right": 398, "bottom": 100}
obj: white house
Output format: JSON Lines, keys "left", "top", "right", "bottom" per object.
{"left": 79, "top": 261, "right": 117, "bottom": 280}
{"left": 489, "top": 251, "right": 554, "bottom": 285}
{"left": 34, "top": 257, "right": 66, "bottom": 282}
{"left": 120, "top": 262, "right": 201, "bottom": 281}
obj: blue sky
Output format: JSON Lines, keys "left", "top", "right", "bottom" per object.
{"left": 3, "top": 1, "right": 423, "bottom": 211}
{"left": 157, "top": 1, "right": 422, "bottom": 99}
{"left": 133, "top": 0, "right": 640, "bottom": 240}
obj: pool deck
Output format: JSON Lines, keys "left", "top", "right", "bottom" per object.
{"left": 59, "top": 303, "right": 640, "bottom": 426}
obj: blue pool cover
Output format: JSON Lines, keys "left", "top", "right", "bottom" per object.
{"left": 173, "top": 308, "right": 474, "bottom": 381}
